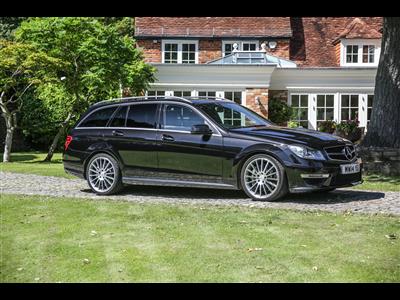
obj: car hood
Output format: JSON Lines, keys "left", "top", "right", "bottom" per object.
{"left": 229, "top": 126, "right": 350, "bottom": 148}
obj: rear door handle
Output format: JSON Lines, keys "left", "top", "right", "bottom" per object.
{"left": 112, "top": 130, "right": 124, "bottom": 137}
{"left": 162, "top": 134, "right": 175, "bottom": 142}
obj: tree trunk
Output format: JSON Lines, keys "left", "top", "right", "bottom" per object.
{"left": 43, "top": 112, "right": 73, "bottom": 162}
{"left": 361, "top": 17, "right": 400, "bottom": 148}
{"left": 3, "top": 123, "right": 14, "bottom": 163}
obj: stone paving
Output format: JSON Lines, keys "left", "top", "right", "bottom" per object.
{"left": 1, "top": 171, "right": 399, "bottom": 216}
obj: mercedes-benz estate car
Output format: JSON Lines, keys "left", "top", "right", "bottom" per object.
{"left": 63, "top": 96, "right": 362, "bottom": 201}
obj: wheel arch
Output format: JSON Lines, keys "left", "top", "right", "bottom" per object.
{"left": 83, "top": 149, "right": 123, "bottom": 179}
{"left": 234, "top": 145, "right": 288, "bottom": 190}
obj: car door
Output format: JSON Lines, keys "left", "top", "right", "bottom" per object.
{"left": 103, "top": 102, "right": 159, "bottom": 178}
{"left": 156, "top": 102, "right": 224, "bottom": 183}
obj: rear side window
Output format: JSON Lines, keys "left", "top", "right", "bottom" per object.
{"left": 126, "top": 103, "right": 158, "bottom": 128}
{"left": 79, "top": 106, "right": 117, "bottom": 127}
{"left": 109, "top": 106, "right": 128, "bottom": 127}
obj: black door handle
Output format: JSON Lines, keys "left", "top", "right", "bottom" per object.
{"left": 162, "top": 134, "right": 175, "bottom": 142}
{"left": 112, "top": 130, "right": 124, "bottom": 137}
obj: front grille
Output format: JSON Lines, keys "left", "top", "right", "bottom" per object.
{"left": 324, "top": 144, "right": 356, "bottom": 161}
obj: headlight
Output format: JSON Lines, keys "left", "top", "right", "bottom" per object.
{"left": 288, "top": 145, "right": 326, "bottom": 161}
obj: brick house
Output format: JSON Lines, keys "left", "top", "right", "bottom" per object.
{"left": 135, "top": 17, "right": 383, "bottom": 130}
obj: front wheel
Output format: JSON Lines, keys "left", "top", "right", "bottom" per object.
{"left": 240, "top": 154, "right": 288, "bottom": 201}
{"left": 86, "top": 153, "right": 123, "bottom": 195}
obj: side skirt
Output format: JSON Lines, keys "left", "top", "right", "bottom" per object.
{"left": 122, "top": 176, "right": 238, "bottom": 190}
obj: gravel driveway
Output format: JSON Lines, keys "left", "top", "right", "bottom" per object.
{"left": 1, "top": 171, "right": 399, "bottom": 216}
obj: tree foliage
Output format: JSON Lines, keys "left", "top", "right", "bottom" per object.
{"left": 14, "top": 17, "right": 155, "bottom": 160}
{"left": 0, "top": 39, "right": 64, "bottom": 161}
{"left": 0, "top": 17, "right": 28, "bottom": 40}
{"left": 268, "top": 98, "right": 292, "bottom": 125}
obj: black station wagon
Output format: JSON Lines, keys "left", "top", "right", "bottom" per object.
{"left": 63, "top": 96, "right": 362, "bottom": 201}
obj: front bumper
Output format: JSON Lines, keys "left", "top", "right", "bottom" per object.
{"left": 285, "top": 158, "right": 363, "bottom": 193}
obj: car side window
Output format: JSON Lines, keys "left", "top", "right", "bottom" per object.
{"left": 79, "top": 106, "right": 117, "bottom": 127}
{"left": 126, "top": 103, "right": 158, "bottom": 128}
{"left": 162, "top": 104, "right": 206, "bottom": 131}
{"left": 109, "top": 106, "right": 128, "bottom": 127}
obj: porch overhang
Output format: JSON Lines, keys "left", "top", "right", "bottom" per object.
{"left": 150, "top": 64, "right": 276, "bottom": 90}
{"left": 269, "top": 67, "right": 377, "bottom": 92}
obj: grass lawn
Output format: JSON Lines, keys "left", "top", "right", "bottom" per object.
{"left": 1, "top": 194, "right": 399, "bottom": 283}
{"left": 0, "top": 152, "right": 74, "bottom": 179}
{"left": 1, "top": 152, "right": 399, "bottom": 192}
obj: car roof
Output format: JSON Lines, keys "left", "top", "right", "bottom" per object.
{"left": 88, "top": 96, "right": 233, "bottom": 110}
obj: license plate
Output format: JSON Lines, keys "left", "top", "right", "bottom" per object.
{"left": 340, "top": 163, "right": 360, "bottom": 174}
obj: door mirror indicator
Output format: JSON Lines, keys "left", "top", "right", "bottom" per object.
{"left": 191, "top": 124, "right": 213, "bottom": 135}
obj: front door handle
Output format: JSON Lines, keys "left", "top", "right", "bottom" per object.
{"left": 162, "top": 134, "right": 175, "bottom": 142}
{"left": 112, "top": 130, "right": 124, "bottom": 137}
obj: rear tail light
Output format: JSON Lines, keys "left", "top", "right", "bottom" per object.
{"left": 64, "top": 135, "right": 73, "bottom": 151}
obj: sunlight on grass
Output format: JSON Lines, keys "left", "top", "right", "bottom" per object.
{"left": 1, "top": 194, "right": 399, "bottom": 283}
{"left": 0, "top": 152, "right": 74, "bottom": 178}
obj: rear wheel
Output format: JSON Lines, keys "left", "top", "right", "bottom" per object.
{"left": 240, "top": 154, "right": 288, "bottom": 201}
{"left": 86, "top": 153, "right": 123, "bottom": 195}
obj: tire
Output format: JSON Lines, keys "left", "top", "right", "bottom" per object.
{"left": 240, "top": 154, "right": 288, "bottom": 202}
{"left": 86, "top": 153, "right": 124, "bottom": 195}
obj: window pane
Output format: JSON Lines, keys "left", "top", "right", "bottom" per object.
{"left": 147, "top": 91, "right": 155, "bottom": 96}
{"left": 189, "top": 53, "right": 195, "bottom": 61}
{"left": 291, "top": 95, "right": 299, "bottom": 107}
{"left": 351, "top": 95, "right": 358, "bottom": 107}
{"left": 317, "top": 108, "right": 325, "bottom": 120}
{"left": 326, "top": 95, "right": 334, "bottom": 107}
{"left": 189, "top": 44, "right": 195, "bottom": 51}
{"left": 341, "top": 95, "right": 349, "bottom": 107}
{"left": 368, "top": 95, "right": 374, "bottom": 107}
{"left": 182, "top": 44, "right": 188, "bottom": 51}
{"left": 326, "top": 108, "right": 334, "bottom": 120}
{"left": 369, "top": 46, "right": 375, "bottom": 63}
{"left": 317, "top": 95, "right": 325, "bottom": 107}
{"left": 199, "top": 91, "right": 207, "bottom": 97}
{"left": 353, "top": 53, "right": 358, "bottom": 63}
{"left": 165, "top": 44, "right": 171, "bottom": 51}
{"left": 182, "top": 52, "right": 188, "bottom": 61}
{"left": 110, "top": 106, "right": 128, "bottom": 127}
{"left": 183, "top": 91, "right": 191, "bottom": 97}
{"left": 80, "top": 107, "right": 117, "bottom": 127}
{"left": 225, "top": 92, "right": 233, "bottom": 100}
{"left": 233, "top": 92, "right": 242, "bottom": 104}
{"left": 163, "top": 104, "right": 205, "bottom": 131}
{"left": 127, "top": 104, "right": 157, "bottom": 128}
{"left": 300, "top": 95, "right": 308, "bottom": 107}
{"left": 341, "top": 109, "right": 349, "bottom": 120}
{"left": 350, "top": 108, "right": 358, "bottom": 119}
{"left": 208, "top": 91, "right": 216, "bottom": 97}
{"left": 299, "top": 108, "right": 307, "bottom": 120}
{"left": 174, "top": 91, "right": 182, "bottom": 97}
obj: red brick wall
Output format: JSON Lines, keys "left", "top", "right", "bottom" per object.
{"left": 246, "top": 88, "right": 269, "bottom": 117}
{"left": 199, "top": 40, "right": 222, "bottom": 64}
{"left": 136, "top": 39, "right": 162, "bottom": 63}
{"left": 265, "top": 40, "right": 290, "bottom": 60}
{"left": 290, "top": 17, "right": 383, "bottom": 67}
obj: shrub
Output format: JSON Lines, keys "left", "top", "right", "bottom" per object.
{"left": 335, "top": 119, "right": 360, "bottom": 135}
{"left": 268, "top": 98, "right": 292, "bottom": 125}
{"left": 318, "top": 120, "right": 336, "bottom": 133}
{"left": 287, "top": 120, "right": 300, "bottom": 128}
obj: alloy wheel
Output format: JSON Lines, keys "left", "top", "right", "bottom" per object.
{"left": 88, "top": 156, "right": 116, "bottom": 193}
{"left": 243, "top": 157, "right": 280, "bottom": 199}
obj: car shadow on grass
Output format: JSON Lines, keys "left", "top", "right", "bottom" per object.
{"left": 81, "top": 185, "right": 385, "bottom": 204}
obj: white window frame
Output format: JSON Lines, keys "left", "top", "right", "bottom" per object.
{"left": 340, "top": 39, "right": 381, "bottom": 67}
{"left": 288, "top": 93, "right": 310, "bottom": 129}
{"left": 161, "top": 40, "right": 199, "bottom": 64}
{"left": 339, "top": 93, "right": 361, "bottom": 122}
{"left": 222, "top": 40, "right": 259, "bottom": 56}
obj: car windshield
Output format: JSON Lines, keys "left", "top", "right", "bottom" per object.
{"left": 194, "top": 101, "right": 273, "bottom": 129}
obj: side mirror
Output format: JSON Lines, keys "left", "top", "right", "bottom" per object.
{"left": 191, "top": 124, "right": 213, "bottom": 135}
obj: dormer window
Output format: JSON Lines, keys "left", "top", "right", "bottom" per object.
{"left": 222, "top": 41, "right": 259, "bottom": 56}
{"left": 340, "top": 39, "right": 380, "bottom": 67}
{"left": 162, "top": 40, "right": 198, "bottom": 64}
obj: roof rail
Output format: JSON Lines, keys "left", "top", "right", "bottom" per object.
{"left": 92, "top": 95, "right": 192, "bottom": 107}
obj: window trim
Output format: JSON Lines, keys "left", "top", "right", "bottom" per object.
{"left": 222, "top": 40, "right": 259, "bottom": 56}
{"left": 161, "top": 40, "right": 199, "bottom": 64}
{"left": 340, "top": 39, "right": 380, "bottom": 67}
